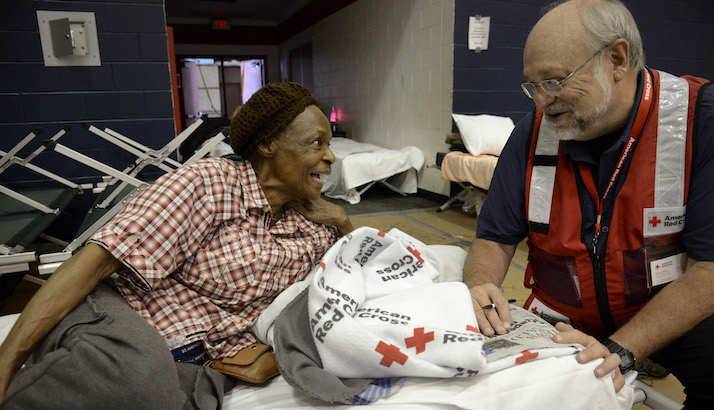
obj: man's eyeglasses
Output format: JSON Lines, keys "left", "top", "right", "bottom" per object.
{"left": 521, "top": 45, "right": 609, "bottom": 100}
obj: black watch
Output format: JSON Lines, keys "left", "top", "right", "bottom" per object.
{"left": 604, "top": 338, "right": 636, "bottom": 373}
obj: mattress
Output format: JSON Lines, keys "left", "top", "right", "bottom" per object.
{"left": 440, "top": 152, "right": 498, "bottom": 191}
{"left": 322, "top": 138, "right": 424, "bottom": 204}
{"left": 222, "top": 357, "right": 633, "bottom": 410}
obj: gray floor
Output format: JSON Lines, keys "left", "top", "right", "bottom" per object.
{"left": 325, "top": 184, "right": 443, "bottom": 215}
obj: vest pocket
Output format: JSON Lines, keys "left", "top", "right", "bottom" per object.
{"left": 624, "top": 234, "right": 686, "bottom": 306}
{"left": 528, "top": 245, "right": 582, "bottom": 307}
{"left": 623, "top": 249, "right": 649, "bottom": 306}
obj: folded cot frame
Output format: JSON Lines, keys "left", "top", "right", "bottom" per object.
{"left": 38, "top": 119, "right": 226, "bottom": 275}
{"left": 1, "top": 119, "right": 224, "bottom": 277}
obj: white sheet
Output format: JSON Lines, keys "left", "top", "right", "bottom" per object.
{"left": 223, "top": 357, "right": 633, "bottom": 410}
{"left": 0, "top": 313, "right": 20, "bottom": 343}
{"left": 322, "top": 138, "right": 424, "bottom": 204}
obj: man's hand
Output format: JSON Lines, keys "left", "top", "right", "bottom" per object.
{"left": 463, "top": 240, "right": 516, "bottom": 336}
{"left": 291, "top": 198, "right": 353, "bottom": 235}
{"left": 469, "top": 283, "right": 512, "bottom": 336}
{"left": 552, "top": 322, "right": 625, "bottom": 392}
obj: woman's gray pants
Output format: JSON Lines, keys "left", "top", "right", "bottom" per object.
{"left": 3, "top": 282, "right": 230, "bottom": 410}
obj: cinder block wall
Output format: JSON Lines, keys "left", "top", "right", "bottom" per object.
{"left": 281, "top": 0, "right": 456, "bottom": 195}
{"left": 452, "top": 0, "right": 714, "bottom": 124}
{"left": 0, "top": 0, "right": 174, "bottom": 186}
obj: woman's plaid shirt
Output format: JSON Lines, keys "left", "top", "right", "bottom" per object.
{"left": 90, "top": 158, "right": 338, "bottom": 359}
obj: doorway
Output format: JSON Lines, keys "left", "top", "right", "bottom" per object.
{"left": 178, "top": 57, "right": 266, "bottom": 126}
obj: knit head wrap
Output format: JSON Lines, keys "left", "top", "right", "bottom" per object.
{"left": 229, "top": 82, "right": 319, "bottom": 158}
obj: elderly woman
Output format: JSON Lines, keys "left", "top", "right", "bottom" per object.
{"left": 0, "top": 83, "right": 351, "bottom": 410}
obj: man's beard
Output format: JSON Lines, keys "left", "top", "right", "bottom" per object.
{"left": 543, "top": 62, "right": 613, "bottom": 141}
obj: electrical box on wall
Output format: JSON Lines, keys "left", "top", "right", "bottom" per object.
{"left": 37, "top": 11, "right": 101, "bottom": 66}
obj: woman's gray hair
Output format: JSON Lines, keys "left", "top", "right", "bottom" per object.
{"left": 544, "top": 0, "right": 645, "bottom": 71}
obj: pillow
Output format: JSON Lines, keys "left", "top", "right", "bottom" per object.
{"left": 452, "top": 113, "right": 515, "bottom": 156}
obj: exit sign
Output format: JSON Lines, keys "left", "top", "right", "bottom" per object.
{"left": 212, "top": 19, "right": 231, "bottom": 31}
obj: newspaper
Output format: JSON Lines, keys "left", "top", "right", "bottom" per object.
{"left": 482, "top": 305, "right": 581, "bottom": 362}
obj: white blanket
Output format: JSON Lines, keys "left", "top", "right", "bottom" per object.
{"left": 322, "top": 138, "right": 424, "bottom": 204}
{"left": 305, "top": 227, "right": 580, "bottom": 379}
{"left": 253, "top": 243, "right": 469, "bottom": 347}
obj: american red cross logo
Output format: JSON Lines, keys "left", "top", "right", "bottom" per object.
{"left": 466, "top": 324, "right": 479, "bottom": 333}
{"left": 515, "top": 350, "right": 539, "bottom": 365}
{"left": 405, "top": 327, "right": 435, "bottom": 354}
{"left": 406, "top": 246, "right": 425, "bottom": 264}
{"left": 375, "top": 341, "right": 408, "bottom": 367}
{"left": 377, "top": 231, "right": 386, "bottom": 237}
{"left": 530, "top": 306, "right": 540, "bottom": 315}
{"left": 319, "top": 262, "right": 326, "bottom": 270}
{"left": 649, "top": 215, "right": 662, "bottom": 227}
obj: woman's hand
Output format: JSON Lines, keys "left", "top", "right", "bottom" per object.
{"left": 468, "top": 283, "right": 512, "bottom": 336}
{"left": 552, "top": 322, "right": 625, "bottom": 392}
{"left": 291, "top": 198, "right": 353, "bottom": 235}
{"left": 0, "top": 365, "right": 12, "bottom": 405}
{"left": 0, "top": 244, "right": 120, "bottom": 405}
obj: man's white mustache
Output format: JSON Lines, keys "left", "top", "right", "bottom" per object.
{"left": 545, "top": 104, "right": 572, "bottom": 115}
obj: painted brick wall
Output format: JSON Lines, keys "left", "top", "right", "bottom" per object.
{"left": 281, "top": 0, "right": 456, "bottom": 195}
{"left": 453, "top": 0, "right": 714, "bottom": 123}
{"left": 0, "top": 0, "right": 174, "bottom": 186}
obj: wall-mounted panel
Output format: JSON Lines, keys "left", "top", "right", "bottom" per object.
{"left": 0, "top": 1, "right": 173, "bottom": 187}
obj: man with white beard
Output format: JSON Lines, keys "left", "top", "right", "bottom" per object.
{"left": 462, "top": 0, "right": 713, "bottom": 408}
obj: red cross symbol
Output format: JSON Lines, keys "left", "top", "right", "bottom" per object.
{"left": 377, "top": 231, "right": 386, "bottom": 237}
{"left": 649, "top": 215, "right": 662, "bottom": 227}
{"left": 319, "top": 262, "right": 326, "bottom": 270}
{"left": 375, "top": 341, "right": 408, "bottom": 367}
{"left": 530, "top": 306, "right": 540, "bottom": 315}
{"left": 466, "top": 324, "right": 479, "bottom": 333}
{"left": 515, "top": 350, "right": 539, "bottom": 365}
{"left": 406, "top": 246, "right": 425, "bottom": 264}
{"left": 405, "top": 327, "right": 435, "bottom": 354}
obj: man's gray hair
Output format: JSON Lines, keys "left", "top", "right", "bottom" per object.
{"left": 543, "top": 0, "right": 645, "bottom": 71}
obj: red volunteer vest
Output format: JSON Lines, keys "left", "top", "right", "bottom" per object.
{"left": 522, "top": 69, "right": 709, "bottom": 337}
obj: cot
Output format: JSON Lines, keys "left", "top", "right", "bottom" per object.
{"left": 0, "top": 242, "right": 682, "bottom": 410}
{"left": 322, "top": 137, "right": 424, "bottom": 204}
{"left": 438, "top": 147, "right": 497, "bottom": 213}
{"left": 437, "top": 114, "right": 516, "bottom": 213}
{"left": 0, "top": 129, "right": 90, "bottom": 276}
{"left": 0, "top": 310, "right": 680, "bottom": 409}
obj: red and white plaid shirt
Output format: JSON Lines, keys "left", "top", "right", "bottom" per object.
{"left": 90, "top": 158, "right": 338, "bottom": 359}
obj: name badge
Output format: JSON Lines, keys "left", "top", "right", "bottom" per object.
{"left": 643, "top": 206, "right": 685, "bottom": 237}
{"left": 649, "top": 252, "right": 686, "bottom": 287}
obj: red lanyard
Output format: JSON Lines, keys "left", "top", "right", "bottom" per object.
{"left": 578, "top": 69, "right": 654, "bottom": 235}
